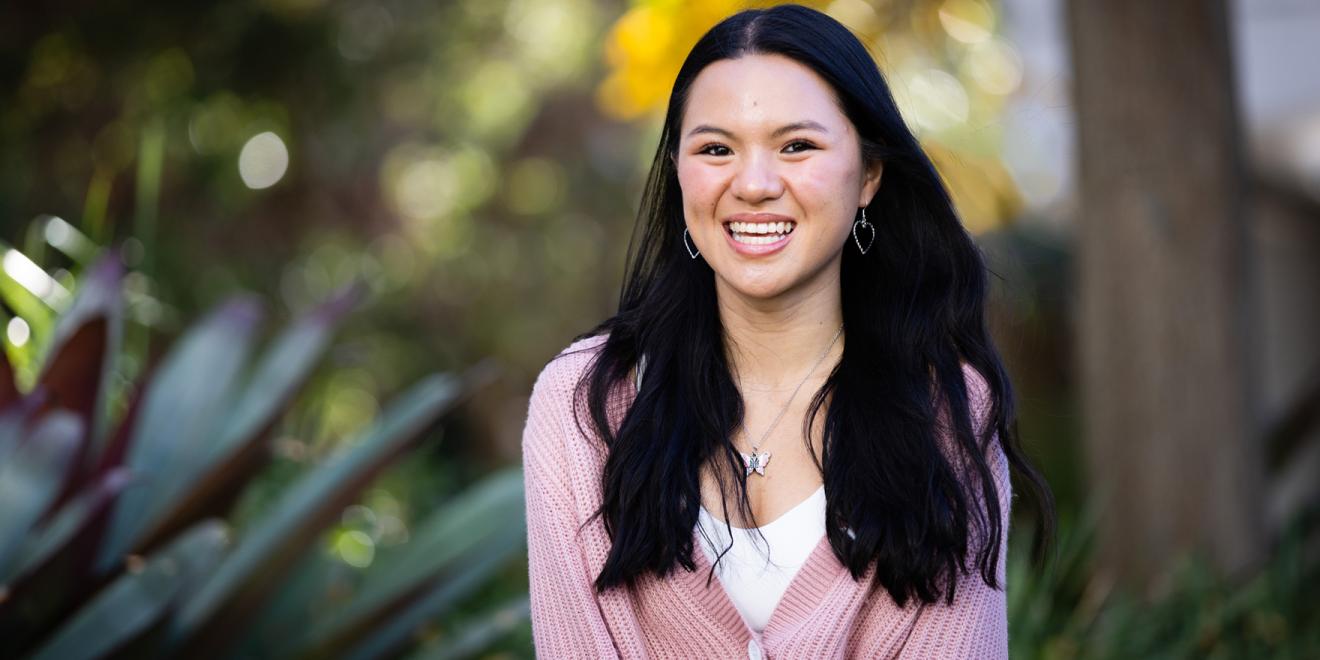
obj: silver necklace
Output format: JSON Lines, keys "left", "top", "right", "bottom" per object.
{"left": 737, "top": 322, "right": 844, "bottom": 477}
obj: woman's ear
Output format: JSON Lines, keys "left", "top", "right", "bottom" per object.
{"left": 860, "top": 159, "right": 883, "bottom": 206}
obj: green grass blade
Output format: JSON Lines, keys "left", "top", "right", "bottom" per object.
{"left": 0, "top": 244, "right": 59, "bottom": 364}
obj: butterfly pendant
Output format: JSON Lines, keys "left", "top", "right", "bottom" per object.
{"left": 740, "top": 450, "right": 771, "bottom": 476}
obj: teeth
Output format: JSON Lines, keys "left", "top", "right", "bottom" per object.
{"left": 728, "top": 221, "right": 795, "bottom": 234}
{"left": 731, "top": 232, "right": 788, "bottom": 245}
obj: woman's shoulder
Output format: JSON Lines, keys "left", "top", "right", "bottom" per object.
{"left": 525, "top": 332, "right": 614, "bottom": 436}
{"left": 523, "top": 332, "right": 616, "bottom": 470}
{"left": 531, "top": 332, "right": 610, "bottom": 399}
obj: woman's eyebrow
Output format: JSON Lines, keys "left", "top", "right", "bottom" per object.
{"left": 685, "top": 120, "right": 830, "bottom": 139}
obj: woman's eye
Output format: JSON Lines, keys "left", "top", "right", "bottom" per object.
{"left": 784, "top": 140, "right": 817, "bottom": 153}
{"left": 697, "top": 144, "right": 731, "bottom": 156}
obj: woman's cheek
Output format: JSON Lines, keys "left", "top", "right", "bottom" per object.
{"left": 792, "top": 161, "right": 840, "bottom": 212}
{"left": 803, "top": 158, "right": 859, "bottom": 213}
{"left": 678, "top": 164, "right": 726, "bottom": 211}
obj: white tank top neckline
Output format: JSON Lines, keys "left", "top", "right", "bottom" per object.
{"left": 695, "top": 484, "right": 828, "bottom": 633}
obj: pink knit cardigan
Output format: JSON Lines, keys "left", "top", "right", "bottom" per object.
{"left": 522, "top": 334, "right": 1013, "bottom": 658}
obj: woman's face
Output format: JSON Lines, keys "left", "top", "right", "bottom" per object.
{"left": 675, "top": 53, "right": 883, "bottom": 304}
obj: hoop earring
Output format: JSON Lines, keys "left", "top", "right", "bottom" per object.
{"left": 852, "top": 208, "right": 875, "bottom": 255}
{"left": 683, "top": 227, "right": 701, "bottom": 259}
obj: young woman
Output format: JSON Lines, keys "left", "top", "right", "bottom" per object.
{"left": 522, "top": 4, "right": 1054, "bottom": 658}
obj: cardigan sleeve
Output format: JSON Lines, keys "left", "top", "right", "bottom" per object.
{"left": 896, "top": 363, "right": 1012, "bottom": 659}
{"left": 522, "top": 361, "right": 623, "bottom": 659}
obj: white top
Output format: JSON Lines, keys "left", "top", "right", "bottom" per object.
{"left": 695, "top": 484, "right": 827, "bottom": 633}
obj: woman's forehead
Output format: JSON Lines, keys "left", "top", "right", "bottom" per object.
{"left": 681, "top": 54, "right": 848, "bottom": 136}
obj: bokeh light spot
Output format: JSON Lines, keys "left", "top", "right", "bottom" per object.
{"left": 965, "top": 38, "right": 1023, "bottom": 95}
{"left": 6, "top": 317, "right": 31, "bottom": 347}
{"left": 334, "top": 530, "right": 375, "bottom": 568}
{"left": 238, "top": 131, "right": 289, "bottom": 189}
{"left": 938, "top": 0, "right": 996, "bottom": 44}
{"left": 903, "top": 68, "right": 970, "bottom": 133}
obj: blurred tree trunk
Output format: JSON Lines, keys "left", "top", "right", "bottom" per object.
{"left": 1065, "top": 0, "right": 1265, "bottom": 589}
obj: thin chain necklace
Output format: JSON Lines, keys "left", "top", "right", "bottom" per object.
{"left": 737, "top": 322, "right": 844, "bottom": 477}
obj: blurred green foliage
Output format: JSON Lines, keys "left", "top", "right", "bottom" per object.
{"left": 0, "top": 249, "right": 530, "bottom": 658}
{"left": 4, "top": 4, "right": 631, "bottom": 648}
{"left": 1007, "top": 507, "right": 1320, "bottom": 659}
{"left": 1, "top": 0, "right": 633, "bottom": 395}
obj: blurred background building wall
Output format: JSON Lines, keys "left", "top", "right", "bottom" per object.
{"left": 998, "top": 0, "right": 1320, "bottom": 587}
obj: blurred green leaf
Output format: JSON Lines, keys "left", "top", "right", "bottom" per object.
{"left": 97, "top": 296, "right": 263, "bottom": 573}
{"left": 343, "top": 518, "right": 528, "bottom": 660}
{"left": 0, "top": 411, "right": 82, "bottom": 579}
{"left": 28, "top": 520, "right": 229, "bottom": 660}
{"left": 0, "top": 251, "right": 57, "bottom": 368}
{"left": 132, "top": 284, "right": 362, "bottom": 554}
{"left": 169, "top": 372, "right": 461, "bottom": 654}
{"left": 406, "top": 595, "right": 530, "bottom": 660}
{"left": 3, "top": 468, "right": 129, "bottom": 590}
{"left": 216, "top": 283, "right": 362, "bottom": 460}
{"left": 299, "top": 466, "right": 526, "bottom": 656}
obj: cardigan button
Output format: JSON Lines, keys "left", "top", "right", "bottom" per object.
{"left": 747, "top": 639, "right": 764, "bottom": 660}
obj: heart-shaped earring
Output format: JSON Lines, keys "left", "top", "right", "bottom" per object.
{"left": 852, "top": 208, "right": 875, "bottom": 255}
{"left": 683, "top": 227, "right": 701, "bottom": 259}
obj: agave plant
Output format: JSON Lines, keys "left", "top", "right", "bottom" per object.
{"left": 0, "top": 248, "right": 529, "bottom": 659}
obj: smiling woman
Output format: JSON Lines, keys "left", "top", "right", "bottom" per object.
{"left": 522, "top": 4, "right": 1054, "bottom": 659}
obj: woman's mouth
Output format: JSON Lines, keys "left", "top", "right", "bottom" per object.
{"left": 723, "top": 220, "right": 795, "bottom": 255}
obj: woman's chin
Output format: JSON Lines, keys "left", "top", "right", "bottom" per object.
{"left": 711, "top": 252, "right": 843, "bottom": 305}
{"left": 713, "top": 271, "right": 797, "bottom": 302}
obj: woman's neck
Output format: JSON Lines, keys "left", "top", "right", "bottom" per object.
{"left": 715, "top": 274, "right": 845, "bottom": 392}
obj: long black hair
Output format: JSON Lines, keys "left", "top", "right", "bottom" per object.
{"left": 559, "top": 3, "right": 1054, "bottom": 607}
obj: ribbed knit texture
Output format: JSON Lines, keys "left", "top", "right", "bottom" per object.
{"left": 523, "top": 334, "right": 1013, "bottom": 659}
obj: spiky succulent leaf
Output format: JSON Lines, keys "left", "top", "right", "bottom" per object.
{"left": 132, "top": 284, "right": 363, "bottom": 553}
{"left": 39, "top": 251, "right": 123, "bottom": 448}
{"left": 0, "top": 411, "right": 83, "bottom": 578}
{"left": 168, "top": 373, "right": 461, "bottom": 656}
{"left": 28, "top": 520, "right": 229, "bottom": 660}
{"left": 299, "top": 466, "right": 526, "bottom": 655}
{"left": 401, "top": 595, "right": 530, "bottom": 660}
{"left": 97, "top": 297, "right": 263, "bottom": 573}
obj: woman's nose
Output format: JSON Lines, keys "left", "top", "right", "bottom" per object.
{"left": 731, "top": 152, "right": 784, "bottom": 202}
